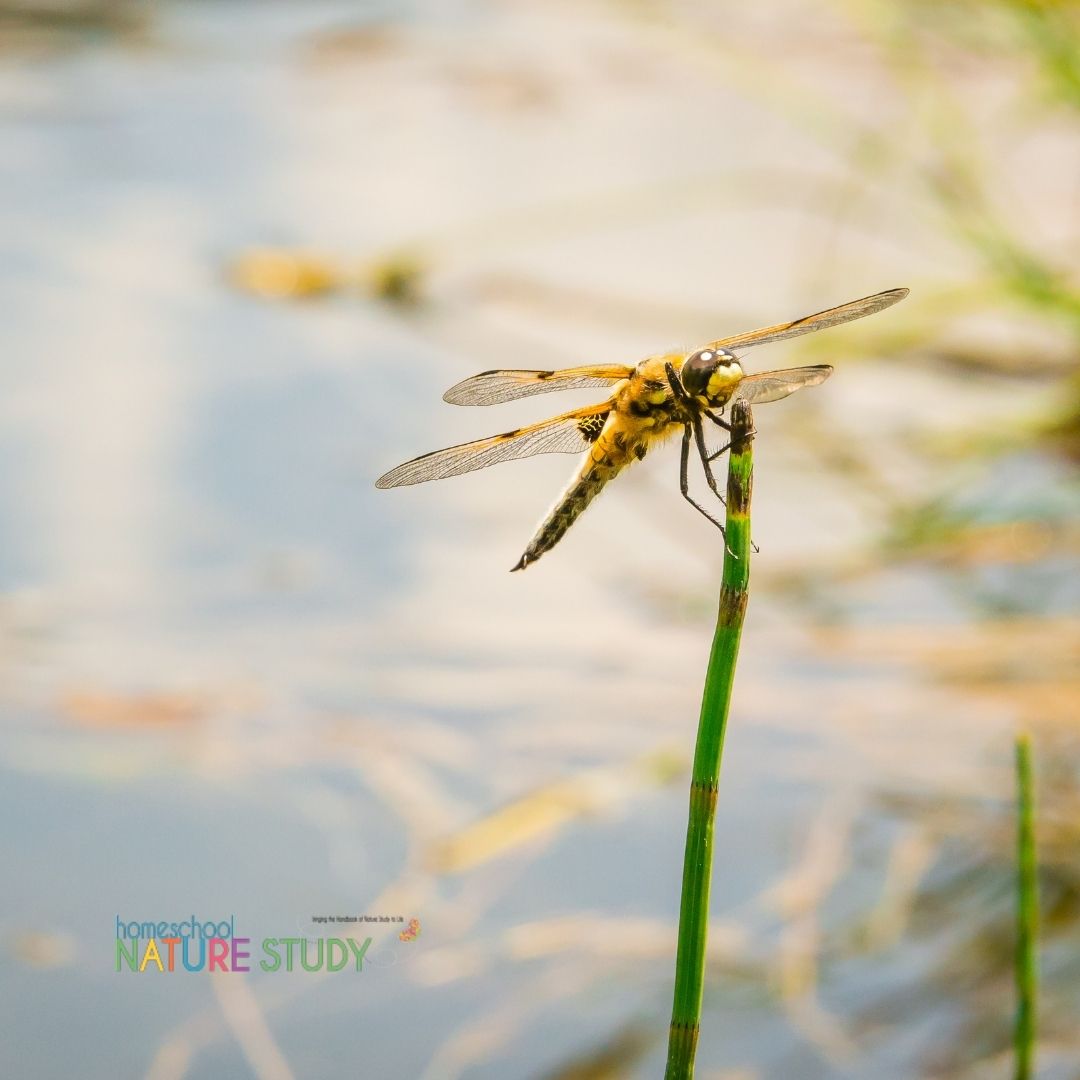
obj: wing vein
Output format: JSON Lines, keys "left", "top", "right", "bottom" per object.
{"left": 705, "top": 287, "right": 908, "bottom": 352}
{"left": 375, "top": 405, "right": 610, "bottom": 487}
{"left": 443, "top": 365, "right": 631, "bottom": 406}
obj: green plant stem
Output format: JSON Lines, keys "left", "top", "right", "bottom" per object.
{"left": 1015, "top": 732, "right": 1038, "bottom": 1080}
{"left": 665, "top": 402, "right": 754, "bottom": 1080}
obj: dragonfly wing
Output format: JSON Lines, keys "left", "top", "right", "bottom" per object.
{"left": 443, "top": 365, "right": 632, "bottom": 406}
{"left": 733, "top": 365, "right": 833, "bottom": 404}
{"left": 375, "top": 404, "right": 610, "bottom": 488}
{"left": 705, "top": 287, "right": 908, "bottom": 353}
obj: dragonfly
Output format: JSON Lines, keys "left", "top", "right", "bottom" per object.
{"left": 376, "top": 287, "right": 908, "bottom": 571}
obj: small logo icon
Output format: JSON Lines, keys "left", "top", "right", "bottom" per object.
{"left": 398, "top": 918, "right": 421, "bottom": 943}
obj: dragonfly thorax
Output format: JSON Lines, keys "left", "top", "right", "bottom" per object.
{"left": 680, "top": 347, "right": 743, "bottom": 405}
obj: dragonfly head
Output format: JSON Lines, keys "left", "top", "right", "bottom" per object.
{"left": 680, "top": 347, "right": 743, "bottom": 404}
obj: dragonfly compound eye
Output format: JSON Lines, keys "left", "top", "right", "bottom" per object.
{"left": 681, "top": 348, "right": 737, "bottom": 397}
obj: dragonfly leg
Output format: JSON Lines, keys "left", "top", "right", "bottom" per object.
{"left": 679, "top": 425, "right": 727, "bottom": 538}
{"left": 693, "top": 418, "right": 727, "bottom": 508}
{"left": 703, "top": 409, "right": 731, "bottom": 431}
{"left": 664, "top": 362, "right": 692, "bottom": 410}
{"left": 695, "top": 419, "right": 759, "bottom": 556}
{"left": 702, "top": 419, "right": 760, "bottom": 552}
{"left": 707, "top": 424, "right": 757, "bottom": 462}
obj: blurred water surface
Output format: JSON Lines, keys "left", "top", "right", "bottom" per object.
{"left": 0, "top": 2, "right": 1077, "bottom": 1078}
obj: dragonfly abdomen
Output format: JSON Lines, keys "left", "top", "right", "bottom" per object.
{"left": 511, "top": 438, "right": 633, "bottom": 571}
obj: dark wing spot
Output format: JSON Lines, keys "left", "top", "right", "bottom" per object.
{"left": 576, "top": 414, "right": 607, "bottom": 443}
{"left": 536, "top": 370, "right": 555, "bottom": 381}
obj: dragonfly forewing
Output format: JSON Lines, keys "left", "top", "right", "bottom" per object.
{"left": 443, "top": 365, "right": 632, "bottom": 406}
{"left": 705, "top": 287, "right": 908, "bottom": 353}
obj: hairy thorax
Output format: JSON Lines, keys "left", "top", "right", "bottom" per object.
{"left": 604, "top": 353, "right": 744, "bottom": 470}
{"left": 583, "top": 354, "right": 687, "bottom": 473}
{"left": 618, "top": 355, "right": 686, "bottom": 421}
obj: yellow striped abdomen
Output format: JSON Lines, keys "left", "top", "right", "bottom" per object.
{"left": 510, "top": 365, "right": 687, "bottom": 571}
{"left": 511, "top": 435, "right": 631, "bottom": 571}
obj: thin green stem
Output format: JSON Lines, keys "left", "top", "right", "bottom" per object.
{"left": 1015, "top": 732, "right": 1038, "bottom": 1080}
{"left": 665, "top": 401, "right": 754, "bottom": 1080}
